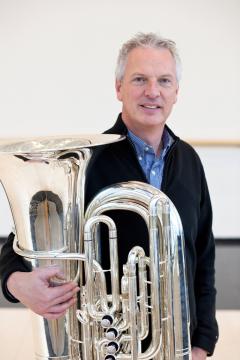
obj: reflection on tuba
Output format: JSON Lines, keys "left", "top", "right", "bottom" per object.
{"left": 0, "top": 134, "right": 191, "bottom": 360}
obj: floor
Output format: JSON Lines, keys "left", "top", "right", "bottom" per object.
{"left": 0, "top": 308, "right": 239, "bottom": 359}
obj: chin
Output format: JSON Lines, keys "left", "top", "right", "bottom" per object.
{"left": 141, "top": 117, "right": 165, "bottom": 127}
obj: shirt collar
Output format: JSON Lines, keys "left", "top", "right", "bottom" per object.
{"left": 127, "top": 127, "right": 173, "bottom": 159}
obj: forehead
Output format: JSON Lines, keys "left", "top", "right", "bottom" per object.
{"left": 124, "top": 46, "right": 176, "bottom": 77}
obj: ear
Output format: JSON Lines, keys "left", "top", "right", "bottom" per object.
{"left": 173, "top": 85, "right": 179, "bottom": 104}
{"left": 115, "top": 79, "right": 123, "bottom": 101}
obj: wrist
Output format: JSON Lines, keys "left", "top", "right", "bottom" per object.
{"left": 6, "top": 271, "right": 22, "bottom": 299}
{"left": 192, "top": 347, "right": 208, "bottom": 359}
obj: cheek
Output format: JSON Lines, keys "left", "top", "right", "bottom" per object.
{"left": 120, "top": 86, "right": 143, "bottom": 105}
{"left": 165, "top": 92, "right": 178, "bottom": 106}
{"left": 126, "top": 89, "right": 143, "bottom": 102}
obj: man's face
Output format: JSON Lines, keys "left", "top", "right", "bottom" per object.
{"left": 116, "top": 47, "right": 179, "bottom": 134}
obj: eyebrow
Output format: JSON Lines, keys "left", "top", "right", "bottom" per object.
{"left": 159, "top": 74, "right": 175, "bottom": 78}
{"left": 130, "top": 73, "right": 146, "bottom": 77}
{"left": 131, "top": 72, "right": 175, "bottom": 78}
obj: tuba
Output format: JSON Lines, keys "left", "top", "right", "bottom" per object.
{"left": 0, "top": 134, "right": 191, "bottom": 360}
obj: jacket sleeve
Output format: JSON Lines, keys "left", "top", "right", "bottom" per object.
{"left": 191, "top": 166, "right": 219, "bottom": 355}
{"left": 0, "top": 232, "right": 30, "bottom": 302}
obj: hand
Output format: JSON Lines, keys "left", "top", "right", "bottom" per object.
{"left": 192, "top": 347, "right": 208, "bottom": 360}
{"left": 7, "top": 265, "right": 80, "bottom": 319}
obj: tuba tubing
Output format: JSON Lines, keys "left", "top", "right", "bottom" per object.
{"left": 0, "top": 134, "right": 191, "bottom": 360}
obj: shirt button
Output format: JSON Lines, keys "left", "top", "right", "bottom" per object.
{"left": 138, "top": 156, "right": 143, "bottom": 161}
{"left": 151, "top": 170, "right": 156, "bottom": 175}
{"left": 145, "top": 146, "right": 149, "bottom": 151}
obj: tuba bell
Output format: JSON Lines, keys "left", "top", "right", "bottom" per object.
{"left": 0, "top": 134, "right": 191, "bottom": 359}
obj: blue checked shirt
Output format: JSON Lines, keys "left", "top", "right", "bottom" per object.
{"left": 128, "top": 128, "right": 190, "bottom": 356}
{"left": 128, "top": 128, "right": 174, "bottom": 189}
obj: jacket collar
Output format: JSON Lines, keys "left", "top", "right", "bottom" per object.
{"left": 104, "top": 113, "right": 128, "bottom": 135}
{"left": 104, "top": 113, "right": 180, "bottom": 143}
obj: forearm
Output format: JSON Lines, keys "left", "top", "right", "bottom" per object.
{"left": 192, "top": 170, "right": 218, "bottom": 354}
{"left": 192, "top": 232, "right": 218, "bottom": 354}
{"left": 0, "top": 233, "right": 30, "bottom": 302}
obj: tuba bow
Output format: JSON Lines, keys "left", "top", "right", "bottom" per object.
{"left": 0, "top": 134, "right": 191, "bottom": 360}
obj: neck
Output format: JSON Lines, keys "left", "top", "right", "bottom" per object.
{"left": 128, "top": 126, "right": 164, "bottom": 157}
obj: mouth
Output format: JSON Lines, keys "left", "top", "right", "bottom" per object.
{"left": 140, "top": 104, "right": 162, "bottom": 111}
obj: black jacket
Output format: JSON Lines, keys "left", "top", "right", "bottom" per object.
{"left": 0, "top": 114, "right": 218, "bottom": 354}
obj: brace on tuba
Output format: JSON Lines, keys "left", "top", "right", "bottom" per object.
{"left": 0, "top": 134, "right": 191, "bottom": 360}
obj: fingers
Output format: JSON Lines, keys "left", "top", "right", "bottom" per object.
{"left": 33, "top": 265, "right": 80, "bottom": 303}
{"left": 49, "top": 281, "right": 80, "bottom": 302}
{"left": 42, "top": 295, "right": 78, "bottom": 320}
{"left": 51, "top": 284, "right": 80, "bottom": 306}
{"left": 34, "top": 284, "right": 79, "bottom": 317}
{"left": 8, "top": 267, "right": 81, "bottom": 320}
{"left": 43, "top": 297, "right": 77, "bottom": 319}
{"left": 34, "top": 265, "right": 65, "bottom": 282}
{"left": 43, "top": 311, "right": 67, "bottom": 320}
{"left": 38, "top": 271, "right": 80, "bottom": 318}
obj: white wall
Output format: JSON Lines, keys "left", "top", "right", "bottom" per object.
{"left": 0, "top": 0, "right": 239, "bottom": 236}
{"left": 196, "top": 146, "right": 239, "bottom": 238}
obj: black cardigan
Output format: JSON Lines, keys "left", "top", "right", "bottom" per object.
{"left": 0, "top": 114, "right": 218, "bottom": 354}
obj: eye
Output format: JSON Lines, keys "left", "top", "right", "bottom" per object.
{"left": 159, "top": 78, "right": 172, "bottom": 87}
{"left": 132, "top": 76, "right": 146, "bottom": 84}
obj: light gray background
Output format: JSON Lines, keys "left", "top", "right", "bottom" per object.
{"left": 0, "top": 0, "right": 239, "bottom": 237}
{"left": 0, "top": 0, "right": 239, "bottom": 138}
{"left": 0, "top": 0, "right": 239, "bottom": 311}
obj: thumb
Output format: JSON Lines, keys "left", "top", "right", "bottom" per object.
{"left": 36, "top": 265, "right": 66, "bottom": 282}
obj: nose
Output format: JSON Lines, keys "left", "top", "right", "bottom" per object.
{"left": 144, "top": 80, "right": 160, "bottom": 98}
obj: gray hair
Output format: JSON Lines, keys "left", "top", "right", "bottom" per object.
{"left": 115, "top": 32, "right": 182, "bottom": 83}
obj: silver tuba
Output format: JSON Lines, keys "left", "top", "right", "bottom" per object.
{"left": 0, "top": 134, "right": 191, "bottom": 360}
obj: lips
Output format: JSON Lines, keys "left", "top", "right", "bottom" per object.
{"left": 140, "top": 104, "right": 162, "bottom": 109}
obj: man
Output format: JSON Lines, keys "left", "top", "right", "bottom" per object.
{"left": 0, "top": 33, "right": 218, "bottom": 359}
